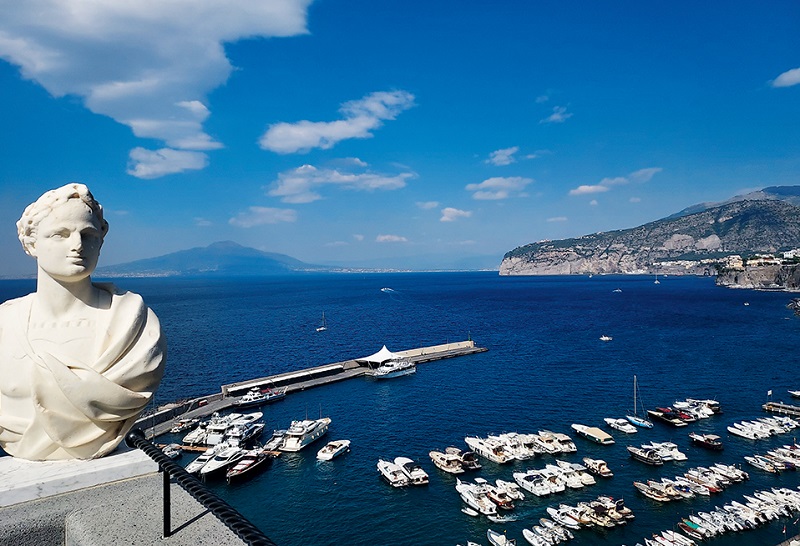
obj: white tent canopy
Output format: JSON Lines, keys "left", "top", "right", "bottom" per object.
{"left": 357, "top": 345, "right": 399, "bottom": 365}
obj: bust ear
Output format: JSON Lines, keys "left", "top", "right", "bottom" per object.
{"left": 23, "top": 239, "right": 37, "bottom": 259}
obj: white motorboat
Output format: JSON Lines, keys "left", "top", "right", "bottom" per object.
{"left": 487, "top": 528, "right": 516, "bottom": 546}
{"left": 429, "top": 450, "right": 465, "bottom": 474}
{"left": 455, "top": 478, "right": 497, "bottom": 515}
{"left": 495, "top": 479, "right": 525, "bottom": 501}
{"left": 570, "top": 423, "right": 615, "bottom": 445}
{"left": 367, "top": 358, "right": 416, "bottom": 379}
{"left": 185, "top": 444, "right": 224, "bottom": 474}
{"left": 204, "top": 412, "right": 244, "bottom": 446}
{"left": 377, "top": 459, "right": 409, "bottom": 487}
{"left": 225, "top": 422, "right": 265, "bottom": 446}
{"left": 394, "top": 456, "right": 429, "bottom": 485}
{"left": 161, "top": 443, "right": 183, "bottom": 459}
{"left": 198, "top": 444, "right": 244, "bottom": 478}
{"left": 280, "top": 417, "right": 331, "bottom": 452}
{"left": 642, "top": 441, "right": 687, "bottom": 461}
{"left": 316, "top": 439, "right": 350, "bottom": 461}
{"left": 236, "top": 386, "right": 286, "bottom": 408}
{"left": 445, "top": 447, "right": 482, "bottom": 470}
{"left": 464, "top": 436, "right": 515, "bottom": 463}
{"left": 599, "top": 335, "right": 612, "bottom": 342}
{"left": 627, "top": 445, "right": 664, "bottom": 466}
{"left": 582, "top": 457, "right": 613, "bottom": 477}
{"left": 604, "top": 417, "right": 638, "bottom": 434}
{"left": 513, "top": 471, "right": 552, "bottom": 497}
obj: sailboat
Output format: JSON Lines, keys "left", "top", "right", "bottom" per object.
{"left": 625, "top": 375, "right": 654, "bottom": 428}
{"left": 316, "top": 312, "right": 328, "bottom": 332}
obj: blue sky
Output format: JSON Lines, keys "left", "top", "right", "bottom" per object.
{"left": 1, "top": 1, "right": 798, "bottom": 276}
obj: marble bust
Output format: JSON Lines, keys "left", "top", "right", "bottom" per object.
{"left": 0, "top": 184, "right": 165, "bottom": 460}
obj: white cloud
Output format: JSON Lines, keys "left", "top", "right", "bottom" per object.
{"left": 590, "top": 199, "right": 599, "bottom": 206}
{"left": 0, "top": 0, "right": 312, "bottom": 177}
{"left": 325, "top": 241, "right": 348, "bottom": 247}
{"left": 126, "top": 147, "right": 208, "bottom": 179}
{"left": 628, "top": 167, "right": 662, "bottom": 183}
{"left": 630, "top": 197, "right": 642, "bottom": 203}
{"left": 416, "top": 201, "right": 439, "bottom": 210}
{"left": 440, "top": 207, "right": 472, "bottom": 222}
{"left": 771, "top": 67, "right": 800, "bottom": 88}
{"left": 486, "top": 146, "right": 519, "bottom": 166}
{"left": 194, "top": 217, "right": 213, "bottom": 227}
{"left": 259, "top": 90, "right": 415, "bottom": 153}
{"left": 569, "top": 167, "right": 662, "bottom": 196}
{"left": 546, "top": 216, "right": 568, "bottom": 222}
{"left": 569, "top": 184, "right": 609, "bottom": 196}
{"left": 353, "top": 234, "right": 364, "bottom": 241}
{"left": 376, "top": 234, "right": 408, "bottom": 243}
{"left": 466, "top": 176, "right": 533, "bottom": 200}
{"left": 268, "top": 163, "right": 415, "bottom": 204}
{"left": 535, "top": 95, "right": 549, "bottom": 103}
{"left": 540, "top": 105, "right": 572, "bottom": 124}
{"left": 229, "top": 207, "right": 297, "bottom": 228}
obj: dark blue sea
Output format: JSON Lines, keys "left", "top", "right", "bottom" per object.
{"left": 2, "top": 272, "right": 799, "bottom": 545}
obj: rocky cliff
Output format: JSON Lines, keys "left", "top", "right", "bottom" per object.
{"left": 500, "top": 199, "right": 800, "bottom": 276}
{"left": 716, "top": 264, "right": 800, "bottom": 291}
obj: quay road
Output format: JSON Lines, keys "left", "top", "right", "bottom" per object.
{"left": 140, "top": 340, "right": 486, "bottom": 439}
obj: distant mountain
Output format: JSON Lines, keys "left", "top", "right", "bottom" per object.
{"left": 500, "top": 190, "right": 800, "bottom": 276}
{"left": 666, "top": 186, "right": 800, "bottom": 219}
{"left": 96, "top": 241, "right": 330, "bottom": 277}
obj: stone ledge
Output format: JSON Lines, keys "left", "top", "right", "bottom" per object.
{"left": 0, "top": 444, "right": 157, "bottom": 508}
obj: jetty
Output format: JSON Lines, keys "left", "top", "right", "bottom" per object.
{"left": 139, "top": 340, "right": 486, "bottom": 438}
{"left": 763, "top": 401, "right": 800, "bottom": 418}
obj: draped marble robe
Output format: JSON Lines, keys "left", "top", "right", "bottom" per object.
{"left": 0, "top": 284, "right": 165, "bottom": 460}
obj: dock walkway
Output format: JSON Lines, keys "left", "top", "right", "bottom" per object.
{"left": 140, "top": 340, "right": 485, "bottom": 438}
{"left": 763, "top": 401, "right": 800, "bottom": 417}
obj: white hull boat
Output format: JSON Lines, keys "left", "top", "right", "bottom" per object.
{"left": 280, "top": 417, "right": 331, "bottom": 451}
{"left": 316, "top": 439, "right": 350, "bottom": 460}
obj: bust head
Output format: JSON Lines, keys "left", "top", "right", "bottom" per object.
{"left": 16, "top": 183, "right": 109, "bottom": 282}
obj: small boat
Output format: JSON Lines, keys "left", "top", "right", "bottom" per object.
{"left": 316, "top": 312, "right": 328, "bottom": 332}
{"left": 199, "top": 444, "right": 244, "bottom": 478}
{"left": 647, "top": 409, "right": 688, "bottom": 427}
{"left": 487, "top": 528, "right": 516, "bottom": 546}
{"left": 317, "top": 439, "right": 351, "bottom": 461}
{"left": 689, "top": 432, "right": 724, "bottom": 450}
{"left": 235, "top": 386, "right": 287, "bottom": 408}
{"left": 464, "top": 436, "right": 515, "bottom": 463}
{"left": 582, "top": 457, "right": 613, "bottom": 477}
{"left": 571, "top": 423, "right": 615, "bottom": 445}
{"left": 789, "top": 390, "right": 800, "bottom": 398}
{"left": 169, "top": 418, "right": 199, "bottom": 434}
{"left": 161, "top": 443, "right": 183, "bottom": 459}
{"left": 633, "top": 481, "right": 671, "bottom": 502}
{"left": 445, "top": 447, "right": 482, "bottom": 470}
{"left": 599, "top": 335, "right": 613, "bottom": 342}
{"left": 627, "top": 446, "right": 664, "bottom": 465}
{"left": 367, "top": 359, "right": 416, "bottom": 379}
{"left": 225, "top": 448, "right": 277, "bottom": 483}
{"left": 626, "top": 375, "right": 654, "bottom": 428}
{"left": 429, "top": 450, "right": 465, "bottom": 474}
{"left": 377, "top": 459, "right": 409, "bottom": 487}
{"left": 225, "top": 422, "right": 265, "bottom": 445}
{"left": 604, "top": 417, "right": 638, "bottom": 434}
{"left": 394, "top": 456, "right": 429, "bottom": 485}
{"left": 280, "top": 417, "right": 331, "bottom": 452}
{"left": 455, "top": 478, "right": 497, "bottom": 515}
{"left": 461, "top": 506, "right": 479, "bottom": 517}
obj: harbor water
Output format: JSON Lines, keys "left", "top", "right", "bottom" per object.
{"left": 1, "top": 272, "right": 799, "bottom": 545}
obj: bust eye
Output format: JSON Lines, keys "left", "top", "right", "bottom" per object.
{"left": 48, "top": 230, "right": 70, "bottom": 239}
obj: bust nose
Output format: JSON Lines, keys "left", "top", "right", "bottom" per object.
{"left": 69, "top": 231, "right": 83, "bottom": 251}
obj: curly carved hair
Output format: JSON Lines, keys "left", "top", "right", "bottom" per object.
{"left": 17, "top": 183, "right": 109, "bottom": 257}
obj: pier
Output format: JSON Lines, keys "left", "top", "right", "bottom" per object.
{"left": 763, "top": 401, "right": 800, "bottom": 418}
{"left": 139, "top": 340, "right": 486, "bottom": 438}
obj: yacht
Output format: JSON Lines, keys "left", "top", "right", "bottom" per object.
{"left": 604, "top": 417, "right": 638, "bottom": 434}
{"left": 377, "top": 459, "right": 409, "bottom": 487}
{"left": 445, "top": 447, "right": 482, "bottom": 470}
{"left": 367, "top": 359, "right": 416, "bottom": 379}
{"left": 235, "top": 386, "right": 287, "bottom": 408}
{"left": 316, "top": 439, "right": 351, "bottom": 461}
{"left": 513, "top": 470, "right": 552, "bottom": 497}
{"left": 226, "top": 448, "right": 276, "bottom": 484}
{"left": 280, "top": 417, "right": 331, "bottom": 452}
{"left": 495, "top": 479, "right": 525, "bottom": 501}
{"left": 204, "top": 412, "right": 245, "bottom": 446}
{"left": 198, "top": 444, "right": 244, "bottom": 478}
{"left": 689, "top": 432, "right": 724, "bottom": 450}
{"left": 225, "top": 422, "right": 265, "bottom": 446}
{"left": 429, "top": 450, "right": 465, "bottom": 474}
{"left": 627, "top": 446, "right": 664, "bottom": 466}
{"left": 394, "top": 457, "right": 429, "bottom": 485}
{"left": 455, "top": 478, "right": 497, "bottom": 516}
{"left": 185, "top": 444, "right": 224, "bottom": 474}
{"left": 570, "top": 424, "right": 615, "bottom": 445}
{"left": 642, "top": 441, "right": 687, "bottom": 461}
{"left": 464, "top": 436, "right": 515, "bottom": 463}
{"left": 169, "top": 418, "right": 199, "bottom": 434}
{"left": 582, "top": 457, "right": 613, "bottom": 478}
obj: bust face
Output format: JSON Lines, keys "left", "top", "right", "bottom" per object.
{"left": 31, "top": 199, "right": 104, "bottom": 282}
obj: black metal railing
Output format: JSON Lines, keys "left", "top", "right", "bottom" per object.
{"left": 125, "top": 428, "right": 277, "bottom": 545}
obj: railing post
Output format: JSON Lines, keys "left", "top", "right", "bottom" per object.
{"left": 125, "top": 429, "right": 277, "bottom": 545}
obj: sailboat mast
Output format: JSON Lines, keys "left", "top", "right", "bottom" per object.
{"left": 633, "top": 375, "right": 638, "bottom": 415}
